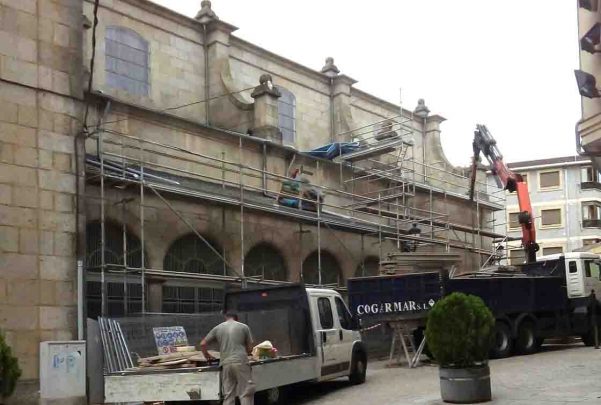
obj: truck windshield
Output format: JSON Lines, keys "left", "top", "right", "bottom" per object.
{"left": 335, "top": 297, "right": 352, "bottom": 330}
{"left": 584, "top": 260, "right": 601, "bottom": 280}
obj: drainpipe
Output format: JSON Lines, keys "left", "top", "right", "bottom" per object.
{"left": 320, "top": 57, "right": 340, "bottom": 143}
{"left": 329, "top": 77, "right": 334, "bottom": 143}
{"left": 422, "top": 116, "right": 427, "bottom": 182}
{"left": 203, "top": 24, "right": 210, "bottom": 124}
{"left": 564, "top": 168, "right": 571, "bottom": 252}
{"left": 74, "top": 129, "right": 87, "bottom": 340}
{"left": 261, "top": 141, "right": 279, "bottom": 199}
{"left": 262, "top": 142, "right": 269, "bottom": 196}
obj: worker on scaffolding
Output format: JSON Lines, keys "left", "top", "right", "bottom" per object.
{"left": 401, "top": 223, "right": 422, "bottom": 252}
{"left": 201, "top": 312, "right": 256, "bottom": 405}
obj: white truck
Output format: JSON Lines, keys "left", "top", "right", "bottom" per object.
{"left": 104, "top": 284, "right": 367, "bottom": 404}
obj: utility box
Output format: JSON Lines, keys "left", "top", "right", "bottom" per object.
{"left": 40, "top": 341, "right": 87, "bottom": 405}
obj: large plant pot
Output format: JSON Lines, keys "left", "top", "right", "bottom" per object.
{"left": 439, "top": 365, "right": 491, "bottom": 403}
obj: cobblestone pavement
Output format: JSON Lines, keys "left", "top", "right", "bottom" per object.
{"left": 285, "top": 344, "right": 601, "bottom": 405}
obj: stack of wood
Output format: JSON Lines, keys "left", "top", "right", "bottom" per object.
{"left": 133, "top": 350, "right": 220, "bottom": 371}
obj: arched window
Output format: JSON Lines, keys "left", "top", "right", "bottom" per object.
{"left": 277, "top": 87, "right": 296, "bottom": 146}
{"left": 86, "top": 222, "right": 145, "bottom": 270}
{"left": 162, "top": 234, "right": 225, "bottom": 314}
{"left": 244, "top": 243, "right": 287, "bottom": 281}
{"left": 355, "top": 256, "right": 380, "bottom": 277}
{"left": 163, "top": 234, "right": 224, "bottom": 275}
{"left": 302, "top": 251, "right": 342, "bottom": 286}
{"left": 85, "top": 222, "right": 145, "bottom": 319}
{"left": 105, "top": 26, "right": 150, "bottom": 96}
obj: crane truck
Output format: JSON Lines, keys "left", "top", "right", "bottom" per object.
{"left": 348, "top": 125, "right": 601, "bottom": 359}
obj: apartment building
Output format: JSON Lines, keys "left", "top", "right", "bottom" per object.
{"left": 576, "top": 1, "right": 601, "bottom": 166}
{"left": 490, "top": 156, "right": 601, "bottom": 264}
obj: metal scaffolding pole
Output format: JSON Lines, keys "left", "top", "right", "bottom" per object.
{"left": 378, "top": 193, "right": 383, "bottom": 263}
{"left": 139, "top": 141, "right": 146, "bottom": 313}
{"left": 239, "top": 137, "right": 246, "bottom": 287}
{"left": 317, "top": 160, "right": 322, "bottom": 286}
{"left": 83, "top": 104, "right": 505, "bottom": 306}
{"left": 100, "top": 130, "right": 106, "bottom": 317}
{"left": 122, "top": 203, "right": 128, "bottom": 315}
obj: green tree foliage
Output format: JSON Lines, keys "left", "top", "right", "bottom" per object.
{"left": 425, "top": 292, "right": 495, "bottom": 368}
{"left": 0, "top": 332, "right": 21, "bottom": 400}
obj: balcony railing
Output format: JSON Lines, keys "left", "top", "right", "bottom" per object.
{"left": 581, "top": 181, "right": 601, "bottom": 191}
{"left": 583, "top": 219, "right": 601, "bottom": 228}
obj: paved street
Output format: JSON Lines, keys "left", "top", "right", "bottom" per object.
{"left": 285, "top": 344, "right": 601, "bottom": 405}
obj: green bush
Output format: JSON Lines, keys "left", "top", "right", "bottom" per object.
{"left": 425, "top": 292, "right": 495, "bottom": 368}
{"left": 0, "top": 332, "right": 21, "bottom": 400}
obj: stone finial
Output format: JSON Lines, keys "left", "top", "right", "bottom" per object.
{"left": 321, "top": 57, "right": 340, "bottom": 78}
{"left": 251, "top": 74, "right": 281, "bottom": 99}
{"left": 414, "top": 98, "right": 430, "bottom": 118}
{"left": 195, "top": 0, "right": 219, "bottom": 24}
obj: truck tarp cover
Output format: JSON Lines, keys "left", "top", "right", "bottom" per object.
{"left": 347, "top": 272, "right": 443, "bottom": 321}
{"left": 224, "top": 284, "right": 313, "bottom": 356}
{"left": 446, "top": 276, "right": 568, "bottom": 314}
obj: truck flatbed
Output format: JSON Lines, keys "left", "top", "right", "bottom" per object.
{"left": 103, "top": 284, "right": 367, "bottom": 403}
{"left": 105, "top": 354, "right": 316, "bottom": 402}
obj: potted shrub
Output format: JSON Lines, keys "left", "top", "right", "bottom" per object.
{"left": 425, "top": 292, "right": 495, "bottom": 403}
{"left": 0, "top": 332, "right": 22, "bottom": 404}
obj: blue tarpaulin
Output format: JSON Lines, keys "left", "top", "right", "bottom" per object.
{"left": 305, "top": 142, "right": 360, "bottom": 160}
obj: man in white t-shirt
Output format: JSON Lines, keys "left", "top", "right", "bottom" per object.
{"left": 201, "top": 312, "right": 255, "bottom": 405}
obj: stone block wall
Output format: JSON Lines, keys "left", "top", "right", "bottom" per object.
{"left": 0, "top": 0, "right": 82, "bottom": 402}
{"left": 83, "top": 0, "right": 207, "bottom": 124}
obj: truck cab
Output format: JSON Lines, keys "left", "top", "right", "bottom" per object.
{"left": 534, "top": 252, "right": 601, "bottom": 299}
{"left": 306, "top": 288, "right": 365, "bottom": 382}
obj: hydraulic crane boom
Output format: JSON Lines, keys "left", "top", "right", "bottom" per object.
{"left": 470, "top": 124, "right": 539, "bottom": 264}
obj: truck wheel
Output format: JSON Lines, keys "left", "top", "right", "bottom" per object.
{"left": 535, "top": 337, "right": 545, "bottom": 350}
{"left": 349, "top": 352, "right": 367, "bottom": 385}
{"left": 256, "top": 386, "right": 286, "bottom": 405}
{"left": 490, "top": 322, "right": 513, "bottom": 359}
{"left": 515, "top": 321, "right": 537, "bottom": 354}
{"left": 581, "top": 327, "right": 600, "bottom": 347}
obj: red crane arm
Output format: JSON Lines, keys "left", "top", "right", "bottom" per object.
{"left": 472, "top": 125, "right": 538, "bottom": 263}
{"left": 491, "top": 161, "right": 537, "bottom": 263}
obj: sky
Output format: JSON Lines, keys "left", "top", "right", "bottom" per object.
{"left": 150, "top": 0, "right": 581, "bottom": 167}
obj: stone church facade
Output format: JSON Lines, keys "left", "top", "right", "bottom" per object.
{"left": 0, "top": 0, "right": 502, "bottom": 401}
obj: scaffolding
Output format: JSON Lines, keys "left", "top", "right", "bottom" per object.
{"left": 83, "top": 100, "right": 506, "bottom": 318}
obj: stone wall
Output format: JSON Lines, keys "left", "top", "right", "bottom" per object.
{"left": 0, "top": 0, "right": 83, "bottom": 402}
{"left": 83, "top": 0, "right": 207, "bottom": 123}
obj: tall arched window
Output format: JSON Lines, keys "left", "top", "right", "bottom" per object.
{"left": 302, "top": 251, "right": 342, "bottom": 286}
{"left": 105, "top": 26, "right": 150, "bottom": 96}
{"left": 85, "top": 222, "right": 145, "bottom": 318}
{"left": 355, "top": 256, "right": 380, "bottom": 277}
{"left": 277, "top": 87, "right": 296, "bottom": 146}
{"left": 163, "top": 234, "right": 224, "bottom": 275}
{"left": 244, "top": 243, "right": 287, "bottom": 281}
{"left": 162, "top": 234, "right": 225, "bottom": 314}
{"left": 86, "top": 222, "right": 145, "bottom": 270}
